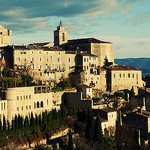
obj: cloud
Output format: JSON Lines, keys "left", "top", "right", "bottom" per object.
{"left": 0, "top": 0, "right": 149, "bottom": 32}
{"left": 101, "top": 35, "right": 150, "bottom": 58}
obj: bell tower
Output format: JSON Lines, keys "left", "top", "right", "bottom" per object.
{"left": 54, "top": 21, "right": 68, "bottom": 47}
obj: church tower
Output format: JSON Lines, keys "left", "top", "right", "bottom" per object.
{"left": 54, "top": 21, "right": 68, "bottom": 47}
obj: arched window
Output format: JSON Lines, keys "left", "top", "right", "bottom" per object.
{"left": 62, "top": 33, "right": 65, "bottom": 41}
{"left": 41, "top": 101, "right": 44, "bottom": 107}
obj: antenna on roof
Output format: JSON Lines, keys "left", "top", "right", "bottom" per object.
{"left": 59, "top": 20, "right": 62, "bottom": 26}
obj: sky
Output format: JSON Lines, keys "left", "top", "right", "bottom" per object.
{"left": 0, "top": 0, "right": 150, "bottom": 58}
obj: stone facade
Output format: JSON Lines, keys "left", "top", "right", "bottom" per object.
{"left": 0, "top": 25, "right": 11, "bottom": 47}
{"left": 0, "top": 85, "right": 76, "bottom": 122}
{"left": 0, "top": 23, "right": 145, "bottom": 94}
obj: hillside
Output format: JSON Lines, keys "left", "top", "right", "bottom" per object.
{"left": 115, "top": 58, "right": 150, "bottom": 76}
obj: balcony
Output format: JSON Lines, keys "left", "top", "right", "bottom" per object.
{"left": 44, "top": 68, "right": 65, "bottom": 74}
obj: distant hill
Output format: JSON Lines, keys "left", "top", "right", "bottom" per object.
{"left": 115, "top": 58, "right": 150, "bottom": 76}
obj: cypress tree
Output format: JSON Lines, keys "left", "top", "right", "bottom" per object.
{"left": 94, "top": 115, "right": 103, "bottom": 150}
{"left": 11, "top": 119, "right": 15, "bottom": 130}
{"left": 30, "top": 112, "right": 35, "bottom": 127}
{"left": 3, "top": 115, "right": 6, "bottom": 131}
{"left": 35, "top": 114, "right": 39, "bottom": 125}
{"left": 7, "top": 120, "right": 10, "bottom": 131}
{"left": 39, "top": 114, "right": 42, "bottom": 126}
{"left": 129, "top": 86, "right": 137, "bottom": 110}
{"left": 68, "top": 129, "right": 74, "bottom": 150}
{"left": 85, "top": 108, "right": 94, "bottom": 141}
{"left": 15, "top": 115, "right": 18, "bottom": 129}
{"left": 0, "top": 120, "right": 2, "bottom": 132}
{"left": 24, "top": 116, "right": 28, "bottom": 128}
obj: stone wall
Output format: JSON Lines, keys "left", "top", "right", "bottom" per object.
{"left": 64, "top": 92, "right": 93, "bottom": 110}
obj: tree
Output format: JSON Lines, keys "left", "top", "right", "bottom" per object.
{"left": 129, "top": 86, "right": 137, "bottom": 110}
{"left": 68, "top": 129, "right": 74, "bottom": 150}
{"left": 3, "top": 115, "right": 6, "bottom": 131}
{"left": 30, "top": 112, "right": 35, "bottom": 127}
{"left": 7, "top": 120, "right": 10, "bottom": 131}
{"left": 0, "top": 120, "right": 2, "bottom": 132}
{"left": 94, "top": 115, "right": 103, "bottom": 150}
{"left": 85, "top": 108, "right": 94, "bottom": 141}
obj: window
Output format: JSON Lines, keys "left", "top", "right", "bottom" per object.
{"left": 37, "top": 102, "right": 40, "bottom": 108}
{"left": 136, "top": 74, "right": 138, "bottom": 79}
{"left": 84, "top": 58, "right": 86, "bottom": 62}
{"left": 40, "top": 72, "right": 42, "bottom": 76}
{"left": 67, "top": 58, "right": 71, "bottom": 62}
{"left": 96, "top": 81, "right": 98, "bottom": 84}
{"left": 87, "top": 66, "right": 88, "bottom": 70}
{"left": 38, "top": 51, "right": 41, "bottom": 54}
{"left": 26, "top": 105, "right": 28, "bottom": 110}
{"left": 4, "top": 103, "right": 5, "bottom": 110}
{"left": 29, "top": 95, "right": 31, "bottom": 99}
{"left": 47, "top": 99, "right": 49, "bottom": 105}
{"left": 46, "top": 58, "right": 48, "bottom": 62}
{"left": 31, "top": 64, "right": 35, "bottom": 69}
{"left": 97, "top": 77, "right": 99, "bottom": 80}
{"left": 17, "top": 107, "right": 19, "bottom": 111}
{"left": 120, "top": 74, "right": 121, "bottom": 78}
{"left": 17, "top": 57, "right": 21, "bottom": 61}
{"left": 41, "top": 101, "right": 44, "bottom": 107}
{"left": 17, "top": 96, "right": 19, "bottom": 100}
{"left": 132, "top": 74, "right": 134, "bottom": 78}
{"left": 24, "top": 95, "right": 25, "bottom": 100}
{"left": 123, "top": 74, "right": 125, "bottom": 78}
{"left": 39, "top": 65, "right": 42, "bottom": 70}
{"left": 30, "top": 51, "right": 33, "bottom": 54}
{"left": 29, "top": 105, "right": 31, "bottom": 109}
{"left": 39, "top": 57, "right": 42, "bottom": 61}
{"left": 20, "top": 96, "right": 22, "bottom": 100}
{"left": 21, "top": 106, "right": 23, "bottom": 111}
{"left": 84, "top": 66, "right": 86, "bottom": 70}
{"left": 1, "top": 103, "right": 3, "bottom": 110}
{"left": 58, "top": 52, "right": 60, "bottom": 55}
{"left": 24, "top": 58, "right": 26, "bottom": 61}
{"left": 87, "top": 58, "right": 89, "bottom": 62}
{"left": 114, "top": 74, "right": 116, "bottom": 78}
{"left": 128, "top": 73, "right": 130, "bottom": 78}
{"left": 34, "top": 102, "right": 36, "bottom": 109}
{"left": 57, "top": 58, "right": 60, "bottom": 62}
{"left": 62, "top": 33, "right": 65, "bottom": 41}
{"left": 31, "top": 57, "right": 34, "bottom": 62}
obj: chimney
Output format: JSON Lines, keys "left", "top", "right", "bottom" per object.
{"left": 119, "top": 111, "right": 122, "bottom": 126}
{"left": 138, "top": 130, "right": 141, "bottom": 146}
{"left": 127, "top": 93, "right": 129, "bottom": 102}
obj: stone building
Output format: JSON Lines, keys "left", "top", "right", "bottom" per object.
{"left": 124, "top": 110, "right": 150, "bottom": 139}
{"left": 93, "top": 108, "right": 117, "bottom": 134}
{"left": 0, "top": 23, "right": 145, "bottom": 94}
{"left": 0, "top": 85, "right": 76, "bottom": 122}
{"left": 0, "top": 25, "right": 11, "bottom": 47}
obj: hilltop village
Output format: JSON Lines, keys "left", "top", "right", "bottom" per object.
{"left": 0, "top": 22, "right": 150, "bottom": 149}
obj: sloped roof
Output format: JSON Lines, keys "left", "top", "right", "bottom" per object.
{"left": 77, "top": 53, "right": 97, "bottom": 57}
{"left": 68, "top": 37, "right": 112, "bottom": 45}
{"left": 104, "top": 65, "right": 141, "bottom": 71}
